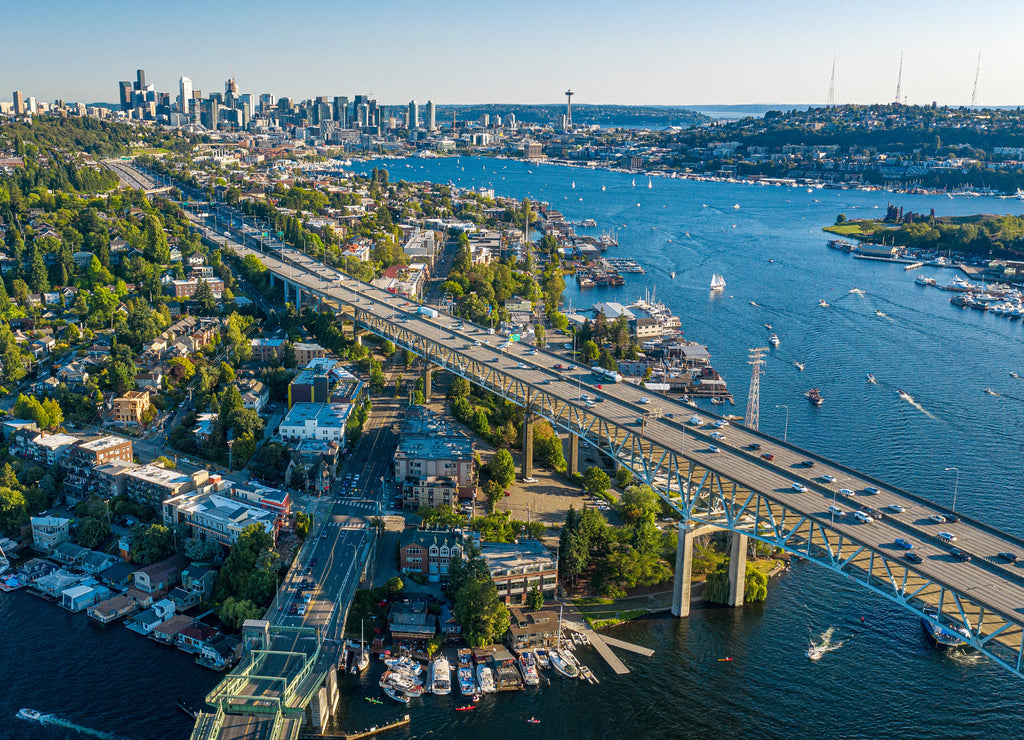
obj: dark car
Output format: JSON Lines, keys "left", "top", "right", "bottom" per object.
{"left": 945, "top": 514, "right": 961, "bottom": 523}
{"left": 310, "top": 557, "right": 318, "bottom": 567}
{"left": 997, "top": 552, "right": 1018, "bottom": 563}
{"left": 760, "top": 453, "right": 775, "bottom": 461}
{"left": 802, "top": 460, "right": 815, "bottom": 468}
{"left": 748, "top": 443, "right": 762, "bottom": 451}
{"left": 950, "top": 548, "right": 971, "bottom": 562}
{"left": 905, "top": 552, "right": 923, "bottom": 564}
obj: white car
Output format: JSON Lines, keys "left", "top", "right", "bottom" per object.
{"left": 707, "top": 445, "right": 720, "bottom": 453}
{"left": 864, "top": 487, "right": 880, "bottom": 495}
{"left": 522, "top": 477, "right": 538, "bottom": 484}
{"left": 888, "top": 504, "right": 906, "bottom": 513}
{"left": 828, "top": 505, "right": 845, "bottom": 518}
{"left": 937, "top": 531, "right": 957, "bottom": 542}
{"left": 853, "top": 511, "right": 874, "bottom": 523}
{"left": 710, "top": 431, "right": 725, "bottom": 440}
{"left": 638, "top": 396, "right": 651, "bottom": 404}
{"left": 929, "top": 514, "right": 946, "bottom": 524}
{"left": 792, "top": 483, "right": 807, "bottom": 493}
{"left": 820, "top": 474, "right": 836, "bottom": 483}
{"left": 838, "top": 488, "right": 855, "bottom": 497}
{"left": 713, "top": 420, "right": 729, "bottom": 428}
{"left": 689, "top": 416, "right": 703, "bottom": 425}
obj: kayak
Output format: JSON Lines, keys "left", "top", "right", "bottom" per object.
{"left": 717, "top": 657, "right": 733, "bottom": 662}
{"left": 365, "top": 697, "right": 382, "bottom": 704}
{"left": 456, "top": 706, "right": 476, "bottom": 711}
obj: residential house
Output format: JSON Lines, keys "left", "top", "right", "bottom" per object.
{"left": 398, "top": 530, "right": 463, "bottom": 582}
{"left": 51, "top": 541, "right": 90, "bottom": 567}
{"left": 238, "top": 379, "right": 269, "bottom": 412}
{"left": 152, "top": 614, "right": 194, "bottom": 644}
{"left": 181, "top": 563, "right": 218, "bottom": 599}
{"left": 177, "top": 623, "right": 219, "bottom": 653}
{"left": 61, "top": 583, "right": 111, "bottom": 612}
{"left": 132, "top": 555, "right": 188, "bottom": 595}
{"left": 31, "top": 516, "right": 71, "bottom": 554}
{"left": 126, "top": 599, "right": 175, "bottom": 636}
{"left": 87, "top": 593, "right": 139, "bottom": 624}
{"left": 505, "top": 607, "right": 560, "bottom": 650}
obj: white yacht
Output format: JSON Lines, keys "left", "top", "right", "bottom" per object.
{"left": 769, "top": 333, "right": 780, "bottom": 347}
{"left": 476, "top": 664, "right": 496, "bottom": 693}
{"left": 519, "top": 651, "right": 540, "bottom": 686}
{"left": 430, "top": 655, "right": 452, "bottom": 695}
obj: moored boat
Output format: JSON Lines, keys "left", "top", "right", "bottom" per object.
{"left": 518, "top": 651, "right": 540, "bottom": 686}
{"left": 921, "top": 609, "right": 971, "bottom": 649}
{"left": 534, "top": 647, "right": 551, "bottom": 668}
{"left": 382, "top": 684, "right": 410, "bottom": 704}
{"left": 458, "top": 665, "right": 477, "bottom": 695}
{"left": 430, "top": 655, "right": 452, "bottom": 696}
{"left": 476, "top": 664, "right": 496, "bottom": 693}
{"left": 550, "top": 650, "right": 580, "bottom": 679}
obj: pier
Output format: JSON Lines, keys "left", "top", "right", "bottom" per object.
{"left": 298, "top": 714, "right": 411, "bottom": 740}
{"left": 561, "top": 619, "right": 654, "bottom": 675}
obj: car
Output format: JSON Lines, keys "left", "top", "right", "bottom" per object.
{"left": 792, "top": 483, "right": 807, "bottom": 492}
{"left": 863, "top": 486, "right": 879, "bottom": 495}
{"left": 761, "top": 453, "right": 775, "bottom": 461}
{"left": 638, "top": 396, "right": 651, "bottom": 404}
{"left": 853, "top": 510, "right": 873, "bottom": 523}
{"left": 580, "top": 394, "right": 590, "bottom": 401}
{"left": 491, "top": 357, "right": 500, "bottom": 362}
{"left": 297, "top": 605, "right": 307, "bottom": 615}
{"left": 517, "top": 363, "right": 527, "bottom": 369}
{"left": 888, "top": 504, "right": 906, "bottom": 513}
{"left": 310, "top": 557, "right": 318, "bottom": 567}
{"left": 522, "top": 477, "right": 538, "bottom": 483}
{"left": 748, "top": 443, "right": 762, "bottom": 451}
{"left": 596, "top": 384, "right": 603, "bottom": 389}
{"left": 937, "top": 531, "right": 957, "bottom": 543}
{"left": 802, "top": 460, "right": 815, "bottom": 468}
{"left": 838, "top": 488, "right": 855, "bottom": 497}
{"left": 828, "top": 505, "right": 845, "bottom": 518}
{"left": 321, "top": 532, "right": 328, "bottom": 539}
{"left": 820, "top": 474, "right": 836, "bottom": 483}
{"left": 894, "top": 538, "right": 914, "bottom": 550}
{"left": 713, "top": 420, "right": 729, "bottom": 428}
{"left": 949, "top": 548, "right": 971, "bottom": 562}
{"left": 707, "top": 445, "right": 720, "bottom": 453}
{"left": 288, "top": 604, "right": 298, "bottom": 614}
{"left": 710, "top": 431, "right": 725, "bottom": 440}
{"left": 998, "top": 552, "right": 1019, "bottom": 563}
{"left": 945, "top": 514, "right": 961, "bottom": 523}
{"left": 585, "top": 401, "right": 596, "bottom": 408}
{"left": 504, "top": 490, "right": 511, "bottom": 497}
{"left": 905, "top": 552, "right": 924, "bottom": 564}
{"left": 635, "top": 417, "right": 644, "bottom": 425}
{"left": 929, "top": 514, "right": 946, "bottom": 524}
{"left": 689, "top": 416, "right": 704, "bottom": 425}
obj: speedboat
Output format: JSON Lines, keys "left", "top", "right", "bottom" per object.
{"left": 17, "top": 709, "right": 42, "bottom": 721}
{"left": 818, "top": 299, "right": 829, "bottom": 308}
{"left": 866, "top": 374, "right": 876, "bottom": 384}
{"left": 896, "top": 389, "right": 912, "bottom": 402}
{"left": 519, "top": 651, "right": 540, "bottom": 685}
{"left": 549, "top": 650, "right": 580, "bottom": 679}
{"left": 806, "top": 388, "right": 823, "bottom": 407}
{"left": 984, "top": 388, "right": 998, "bottom": 396}
{"left": 769, "top": 333, "right": 780, "bottom": 347}
{"left": 534, "top": 647, "right": 551, "bottom": 668}
{"left": 806, "top": 645, "right": 828, "bottom": 661}
{"left": 384, "top": 656, "right": 422, "bottom": 675}
{"left": 793, "top": 361, "right": 805, "bottom": 371}
{"left": 1012, "top": 372, "right": 1020, "bottom": 379}
{"left": 382, "top": 684, "right": 410, "bottom": 704}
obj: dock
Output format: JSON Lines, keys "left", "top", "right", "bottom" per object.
{"left": 561, "top": 619, "right": 654, "bottom": 675}
{"left": 299, "top": 714, "right": 410, "bottom": 740}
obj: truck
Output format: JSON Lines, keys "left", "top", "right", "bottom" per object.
{"left": 417, "top": 306, "right": 438, "bottom": 318}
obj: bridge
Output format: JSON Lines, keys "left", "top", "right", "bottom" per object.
{"left": 221, "top": 233, "right": 1024, "bottom": 685}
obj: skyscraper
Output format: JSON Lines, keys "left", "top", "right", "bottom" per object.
{"left": 178, "top": 77, "right": 193, "bottom": 116}
{"left": 333, "top": 96, "right": 350, "bottom": 127}
{"left": 119, "top": 81, "right": 133, "bottom": 111}
{"left": 425, "top": 100, "right": 436, "bottom": 132}
{"left": 12, "top": 90, "right": 25, "bottom": 116}
{"left": 136, "top": 69, "right": 146, "bottom": 91}
{"left": 408, "top": 100, "right": 419, "bottom": 129}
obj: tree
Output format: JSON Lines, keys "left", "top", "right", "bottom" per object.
{"left": 583, "top": 466, "right": 610, "bottom": 497}
{"left": 418, "top": 506, "right": 466, "bottom": 529}
{"left": 448, "top": 376, "right": 471, "bottom": 401}
{"left": 618, "top": 484, "right": 660, "bottom": 523}
{"left": 615, "top": 467, "right": 633, "bottom": 488}
{"left": 184, "top": 537, "right": 222, "bottom": 562}
{"left": 168, "top": 356, "right": 196, "bottom": 383}
{"left": 218, "top": 361, "right": 236, "bottom": 385}
{"left": 225, "top": 312, "right": 252, "bottom": 362}
{"left": 215, "top": 523, "right": 277, "bottom": 601}
{"left": 453, "top": 566, "right": 511, "bottom": 647}
{"left": 219, "top": 597, "right": 263, "bottom": 629}
{"left": 281, "top": 341, "right": 297, "bottom": 368}
{"left": 75, "top": 517, "right": 111, "bottom": 549}
{"left": 526, "top": 585, "right": 544, "bottom": 611}
{"left": 129, "top": 523, "right": 174, "bottom": 565}
{"left": 295, "top": 512, "right": 313, "bottom": 539}
{"left": 0, "top": 487, "right": 28, "bottom": 534}
{"left": 491, "top": 448, "right": 516, "bottom": 489}
{"left": 193, "top": 278, "right": 217, "bottom": 315}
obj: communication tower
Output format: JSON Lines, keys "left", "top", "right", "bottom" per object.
{"left": 894, "top": 51, "right": 904, "bottom": 105}
{"left": 971, "top": 52, "right": 981, "bottom": 107}
{"left": 565, "top": 89, "right": 574, "bottom": 129}
{"left": 827, "top": 55, "right": 836, "bottom": 107}
{"left": 745, "top": 347, "right": 768, "bottom": 431}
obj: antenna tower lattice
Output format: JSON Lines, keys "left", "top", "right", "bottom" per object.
{"left": 894, "top": 51, "right": 904, "bottom": 104}
{"left": 827, "top": 55, "right": 836, "bottom": 106}
{"left": 971, "top": 52, "right": 981, "bottom": 107}
{"left": 745, "top": 348, "right": 768, "bottom": 431}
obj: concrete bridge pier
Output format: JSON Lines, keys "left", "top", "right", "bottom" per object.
{"left": 423, "top": 365, "right": 432, "bottom": 402}
{"left": 567, "top": 434, "right": 579, "bottom": 476}
{"left": 671, "top": 522, "right": 695, "bottom": 617}
{"left": 522, "top": 414, "right": 534, "bottom": 478}
{"left": 728, "top": 532, "right": 748, "bottom": 607}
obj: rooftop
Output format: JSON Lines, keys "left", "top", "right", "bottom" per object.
{"left": 126, "top": 464, "right": 193, "bottom": 489}
{"left": 281, "top": 402, "right": 352, "bottom": 429}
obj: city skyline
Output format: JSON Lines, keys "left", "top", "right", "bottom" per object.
{"left": 4, "top": 0, "right": 1024, "bottom": 107}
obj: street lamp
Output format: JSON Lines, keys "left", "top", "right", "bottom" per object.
{"left": 945, "top": 467, "right": 960, "bottom": 512}
{"left": 775, "top": 404, "right": 789, "bottom": 443}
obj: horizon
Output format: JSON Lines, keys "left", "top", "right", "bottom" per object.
{"left": 3, "top": 0, "right": 1024, "bottom": 108}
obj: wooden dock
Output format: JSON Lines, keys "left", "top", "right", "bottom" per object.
{"left": 561, "top": 620, "right": 647, "bottom": 675}
{"left": 299, "top": 714, "right": 410, "bottom": 740}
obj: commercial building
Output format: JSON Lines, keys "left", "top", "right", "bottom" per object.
{"left": 10, "top": 430, "right": 78, "bottom": 466}
{"left": 250, "top": 338, "right": 285, "bottom": 362}
{"left": 287, "top": 360, "right": 363, "bottom": 407}
{"left": 394, "top": 407, "right": 475, "bottom": 510}
{"left": 123, "top": 464, "right": 206, "bottom": 507}
{"left": 171, "top": 276, "right": 224, "bottom": 299}
{"left": 64, "top": 435, "right": 134, "bottom": 502}
{"left": 279, "top": 402, "right": 352, "bottom": 444}
{"left": 479, "top": 540, "right": 558, "bottom": 605}
{"left": 162, "top": 485, "right": 280, "bottom": 547}
{"left": 111, "top": 391, "right": 151, "bottom": 427}
{"left": 506, "top": 607, "right": 560, "bottom": 650}
{"left": 397, "top": 530, "right": 464, "bottom": 582}
{"left": 293, "top": 342, "right": 327, "bottom": 366}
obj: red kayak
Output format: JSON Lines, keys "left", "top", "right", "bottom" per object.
{"left": 456, "top": 706, "right": 476, "bottom": 711}
{"left": 717, "top": 657, "right": 734, "bottom": 662}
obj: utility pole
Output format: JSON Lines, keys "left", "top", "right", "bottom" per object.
{"left": 745, "top": 348, "right": 767, "bottom": 431}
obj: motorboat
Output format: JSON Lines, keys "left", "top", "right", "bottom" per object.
{"left": 382, "top": 684, "right": 410, "bottom": 704}
{"left": 806, "top": 388, "right": 823, "bottom": 407}
{"left": 769, "top": 333, "right": 780, "bottom": 347}
{"left": 384, "top": 656, "right": 422, "bottom": 675}
{"left": 818, "top": 299, "right": 829, "bottom": 308}
{"left": 519, "top": 651, "right": 540, "bottom": 685}
{"left": 476, "top": 664, "right": 497, "bottom": 693}
{"left": 534, "top": 647, "right": 551, "bottom": 668}
{"left": 915, "top": 276, "right": 936, "bottom": 286}
{"left": 921, "top": 608, "right": 971, "bottom": 649}
{"left": 806, "top": 645, "right": 828, "bottom": 661}
{"left": 1011, "top": 372, "right": 1019, "bottom": 379}
{"left": 549, "top": 650, "right": 580, "bottom": 679}
{"left": 18, "top": 709, "right": 43, "bottom": 722}
{"left": 764, "top": 323, "right": 773, "bottom": 330}
{"left": 458, "top": 665, "right": 477, "bottom": 695}
{"left": 866, "top": 374, "right": 876, "bottom": 384}
{"left": 793, "top": 361, "right": 805, "bottom": 372}
{"left": 983, "top": 388, "right": 998, "bottom": 396}
{"left": 896, "top": 389, "right": 912, "bottom": 402}
{"left": 430, "top": 655, "right": 452, "bottom": 696}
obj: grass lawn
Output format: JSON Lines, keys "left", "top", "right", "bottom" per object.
{"left": 823, "top": 221, "right": 876, "bottom": 236}
{"left": 575, "top": 595, "right": 652, "bottom": 628}
{"left": 131, "top": 147, "right": 171, "bottom": 155}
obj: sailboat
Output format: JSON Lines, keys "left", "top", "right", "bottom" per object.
{"left": 0, "top": 542, "right": 8, "bottom": 577}
{"left": 571, "top": 181, "right": 575, "bottom": 189}
{"left": 647, "top": 179, "right": 652, "bottom": 189}
{"left": 710, "top": 273, "right": 726, "bottom": 290}
{"left": 351, "top": 620, "right": 369, "bottom": 674}
{"left": 631, "top": 178, "right": 636, "bottom": 187}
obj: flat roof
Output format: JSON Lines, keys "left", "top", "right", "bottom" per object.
{"left": 126, "top": 464, "right": 192, "bottom": 488}
{"left": 281, "top": 402, "right": 352, "bottom": 429}
{"left": 79, "top": 435, "right": 129, "bottom": 452}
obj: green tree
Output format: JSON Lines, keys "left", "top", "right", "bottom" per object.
{"left": 583, "top": 466, "right": 610, "bottom": 497}
{"left": 491, "top": 448, "right": 516, "bottom": 489}
{"left": 0, "top": 487, "right": 28, "bottom": 534}
{"left": 618, "top": 484, "right": 659, "bottom": 523}
{"left": 219, "top": 597, "right": 263, "bottom": 629}
{"left": 215, "top": 523, "right": 276, "bottom": 601}
{"left": 526, "top": 585, "right": 544, "bottom": 611}
{"left": 295, "top": 511, "right": 312, "bottom": 539}
{"left": 129, "top": 523, "right": 174, "bottom": 565}
{"left": 448, "top": 376, "right": 471, "bottom": 401}
{"left": 75, "top": 517, "right": 112, "bottom": 549}
{"left": 418, "top": 506, "right": 466, "bottom": 529}
{"left": 453, "top": 567, "right": 511, "bottom": 647}
{"left": 193, "top": 278, "right": 217, "bottom": 315}
{"left": 615, "top": 467, "right": 633, "bottom": 488}
{"left": 281, "top": 341, "right": 297, "bottom": 368}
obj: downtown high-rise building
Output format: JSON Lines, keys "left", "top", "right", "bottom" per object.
{"left": 408, "top": 99, "right": 418, "bottom": 129}
{"left": 118, "top": 81, "right": 133, "bottom": 111}
{"left": 425, "top": 100, "right": 435, "bottom": 132}
{"left": 178, "top": 76, "right": 193, "bottom": 116}
{"left": 12, "top": 90, "right": 26, "bottom": 116}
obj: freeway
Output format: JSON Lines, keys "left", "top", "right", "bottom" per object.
{"left": 219, "top": 234, "right": 1024, "bottom": 638}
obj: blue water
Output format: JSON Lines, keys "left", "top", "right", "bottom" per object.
{"left": 4, "top": 156, "right": 1024, "bottom": 738}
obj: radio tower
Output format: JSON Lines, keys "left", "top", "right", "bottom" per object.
{"left": 827, "top": 55, "right": 836, "bottom": 107}
{"left": 745, "top": 348, "right": 768, "bottom": 431}
{"left": 971, "top": 52, "right": 981, "bottom": 107}
{"left": 894, "top": 51, "right": 904, "bottom": 105}
{"left": 565, "top": 89, "right": 574, "bottom": 129}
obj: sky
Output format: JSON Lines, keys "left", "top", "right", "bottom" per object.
{"left": 4, "top": 0, "right": 1024, "bottom": 108}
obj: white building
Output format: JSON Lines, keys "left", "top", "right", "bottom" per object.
{"left": 162, "top": 487, "right": 279, "bottom": 547}
{"left": 278, "top": 402, "right": 352, "bottom": 444}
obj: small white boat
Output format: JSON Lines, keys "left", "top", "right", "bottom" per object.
{"left": 875, "top": 310, "right": 887, "bottom": 318}
{"left": 818, "top": 299, "right": 829, "bottom": 308}
{"left": 670, "top": 271, "right": 676, "bottom": 279}
{"left": 732, "top": 203, "right": 741, "bottom": 209}
{"left": 769, "top": 333, "right": 780, "bottom": 347}
{"left": 18, "top": 709, "right": 43, "bottom": 722}
{"left": 1011, "top": 372, "right": 1019, "bottom": 379}
{"left": 601, "top": 185, "right": 606, "bottom": 191}
{"left": 897, "top": 389, "right": 912, "bottom": 401}
{"left": 764, "top": 323, "right": 773, "bottom": 330}
{"left": 793, "top": 361, "right": 805, "bottom": 371}
{"left": 806, "top": 645, "right": 828, "bottom": 661}
{"left": 534, "top": 648, "right": 551, "bottom": 668}
{"left": 382, "top": 684, "right": 410, "bottom": 704}
{"left": 866, "top": 374, "right": 876, "bottom": 384}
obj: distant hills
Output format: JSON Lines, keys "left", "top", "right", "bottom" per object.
{"left": 434, "top": 104, "right": 710, "bottom": 129}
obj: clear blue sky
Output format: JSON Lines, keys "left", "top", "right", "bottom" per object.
{"left": 4, "top": 0, "right": 1023, "bottom": 107}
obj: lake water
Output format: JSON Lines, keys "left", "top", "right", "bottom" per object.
{"left": 2, "top": 156, "right": 1023, "bottom": 739}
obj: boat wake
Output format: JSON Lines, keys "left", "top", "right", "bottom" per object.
{"left": 806, "top": 627, "right": 847, "bottom": 660}
{"left": 897, "top": 391, "right": 937, "bottom": 420}
{"left": 17, "top": 710, "right": 129, "bottom": 740}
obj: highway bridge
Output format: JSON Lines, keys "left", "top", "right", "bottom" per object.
{"left": 106, "top": 162, "right": 1024, "bottom": 739}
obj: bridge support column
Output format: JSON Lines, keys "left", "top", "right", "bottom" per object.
{"left": 728, "top": 532, "right": 748, "bottom": 607}
{"left": 567, "top": 434, "right": 579, "bottom": 476}
{"left": 671, "top": 523, "right": 695, "bottom": 618}
{"left": 354, "top": 332, "right": 362, "bottom": 347}
{"left": 423, "top": 365, "right": 432, "bottom": 402}
{"left": 295, "top": 287, "right": 302, "bottom": 311}
{"left": 522, "top": 414, "right": 534, "bottom": 478}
